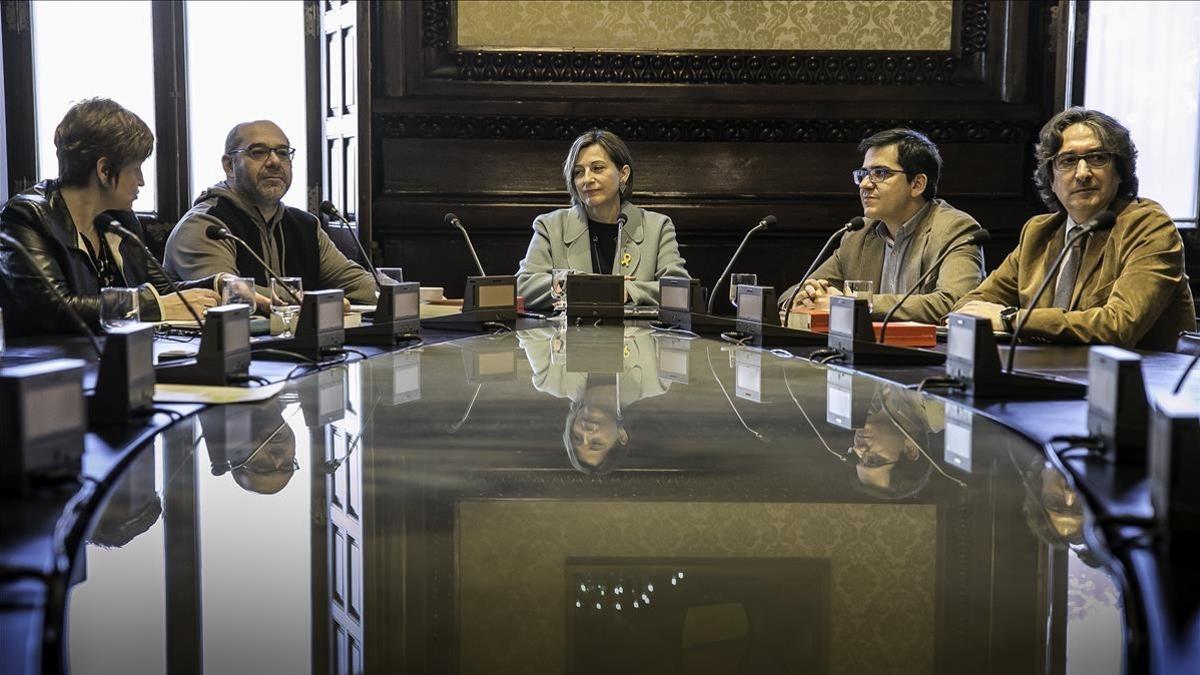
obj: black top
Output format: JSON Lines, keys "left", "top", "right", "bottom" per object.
{"left": 587, "top": 217, "right": 620, "bottom": 274}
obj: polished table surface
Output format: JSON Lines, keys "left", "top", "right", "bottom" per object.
{"left": 59, "top": 324, "right": 1138, "bottom": 675}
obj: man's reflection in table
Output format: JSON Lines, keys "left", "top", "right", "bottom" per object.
{"left": 519, "top": 325, "right": 670, "bottom": 474}
{"left": 202, "top": 400, "right": 299, "bottom": 495}
{"left": 847, "top": 387, "right": 942, "bottom": 499}
{"left": 1020, "top": 456, "right": 1102, "bottom": 568}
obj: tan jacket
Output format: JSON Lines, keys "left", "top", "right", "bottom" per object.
{"left": 515, "top": 203, "right": 689, "bottom": 310}
{"left": 779, "top": 199, "right": 985, "bottom": 324}
{"left": 954, "top": 198, "right": 1195, "bottom": 351}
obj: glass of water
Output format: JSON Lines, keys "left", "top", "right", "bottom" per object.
{"left": 843, "top": 280, "right": 875, "bottom": 311}
{"left": 377, "top": 267, "right": 404, "bottom": 286}
{"left": 729, "top": 273, "right": 757, "bottom": 308}
{"left": 221, "top": 276, "right": 258, "bottom": 311}
{"left": 100, "top": 287, "right": 140, "bottom": 332}
{"left": 271, "top": 277, "right": 304, "bottom": 338}
{"left": 550, "top": 268, "right": 578, "bottom": 314}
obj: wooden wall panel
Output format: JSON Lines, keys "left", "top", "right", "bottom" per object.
{"left": 368, "top": 0, "right": 1060, "bottom": 306}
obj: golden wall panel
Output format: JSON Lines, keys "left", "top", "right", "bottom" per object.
{"left": 456, "top": 0, "right": 954, "bottom": 52}
{"left": 458, "top": 500, "right": 936, "bottom": 675}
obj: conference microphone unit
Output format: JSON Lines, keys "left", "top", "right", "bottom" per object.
{"left": 877, "top": 229, "right": 991, "bottom": 343}
{"left": 320, "top": 202, "right": 424, "bottom": 345}
{"left": 781, "top": 216, "right": 866, "bottom": 322}
{"left": 707, "top": 214, "right": 774, "bottom": 315}
{"left": 204, "top": 225, "right": 343, "bottom": 360}
{"left": 0, "top": 231, "right": 154, "bottom": 426}
{"left": 320, "top": 200, "right": 385, "bottom": 287}
{"left": 425, "top": 214, "right": 517, "bottom": 332}
{"left": 1004, "top": 211, "right": 1116, "bottom": 373}
{"left": 114, "top": 223, "right": 263, "bottom": 386}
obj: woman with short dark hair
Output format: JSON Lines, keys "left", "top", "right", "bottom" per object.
{"left": 516, "top": 128, "right": 689, "bottom": 310}
{"left": 0, "top": 98, "right": 219, "bottom": 336}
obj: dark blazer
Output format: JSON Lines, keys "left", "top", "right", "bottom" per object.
{"left": 955, "top": 198, "right": 1195, "bottom": 350}
{"left": 0, "top": 180, "right": 212, "bottom": 336}
{"left": 780, "top": 199, "right": 985, "bottom": 324}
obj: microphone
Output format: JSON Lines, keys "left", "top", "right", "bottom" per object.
{"left": 0, "top": 231, "right": 102, "bottom": 357}
{"left": 707, "top": 214, "right": 775, "bottom": 314}
{"left": 444, "top": 212, "right": 486, "bottom": 277}
{"left": 99, "top": 217, "right": 203, "bottom": 331}
{"left": 781, "top": 216, "right": 867, "bottom": 320}
{"left": 319, "top": 201, "right": 382, "bottom": 288}
{"left": 204, "top": 225, "right": 303, "bottom": 306}
{"left": 878, "top": 229, "right": 990, "bottom": 343}
{"left": 1004, "top": 211, "right": 1116, "bottom": 373}
{"left": 613, "top": 213, "right": 628, "bottom": 272}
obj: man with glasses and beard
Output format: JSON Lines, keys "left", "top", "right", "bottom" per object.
{"left": 164, "top": 120, "right": 376, "bottom": 309}
{"left": 780, "top": 128, "right": 985, "bottom": 325}
{"left": 954, "top": 108, "right": 1194, "bottom": 349}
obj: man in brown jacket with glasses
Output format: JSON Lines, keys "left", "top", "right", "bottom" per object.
{"left": 954, "top": 107, "right": 1194, "bottom": 351}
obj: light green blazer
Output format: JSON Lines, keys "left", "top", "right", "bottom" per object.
{"left": 516, "top": 202, "right": 689, "bottom": 310}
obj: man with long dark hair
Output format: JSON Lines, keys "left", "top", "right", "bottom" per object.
{"left": 955, "top": 107, "right": 1194, "bottom": 350}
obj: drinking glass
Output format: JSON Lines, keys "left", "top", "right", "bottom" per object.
{"left": 221, "top": 276, "right": 258, "bottom": 311}
{"left": 843, "top": 280, "right": 875, "bottom": 311}
{"left": 271, "top": 277, "right": 304, "bottom": 339}
{"left": 729, "top": 273, "right": 757, "bottom": 308}
{"left": 100, "top": 287, "right": 140, "bottom": 332}
{"left": 377, "top": 267, "right": 404, "bottom": 286}
{"left": 550, "top": 268, "right": 578, "bottom": 313}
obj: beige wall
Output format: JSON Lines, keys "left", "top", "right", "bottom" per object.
{"left": 456, "top": 0, "right": 954, "bottom": 51}
{"left": 458, "top": 500, "right": 936, "bottom": 675}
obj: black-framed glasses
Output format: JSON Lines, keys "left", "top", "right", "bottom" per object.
{"left": 1050, "top": 151, "right": 1113, "bottom": 173}
{"left": 845, "top": 444, "right": 901, "bottom": 469}
{"left": 230, "top": 144, "right": 296, "bottom": 162}
{"left": 852, "top": 166, "right": 912, "bottom": 185}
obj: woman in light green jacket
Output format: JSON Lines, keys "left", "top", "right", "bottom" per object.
{"left": 516, "top": 129, "right": 689, "bottom": 310}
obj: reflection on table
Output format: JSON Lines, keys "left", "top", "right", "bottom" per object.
{"left": 67, "top": 325, "right": 1125, "bottom": 675}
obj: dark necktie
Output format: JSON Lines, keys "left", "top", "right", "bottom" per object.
{"left": 1052, "top": 224, "right": 1086, "bottom": 309}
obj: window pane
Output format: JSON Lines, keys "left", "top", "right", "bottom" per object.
{"left": 186, "top": 1, "right": 308, "bottom": 212}
{"left": 31, "top": 0, "right": 157, "bottom": 212}
{"left": 1085, "top": 0, "right": 1200, "bottom": 221}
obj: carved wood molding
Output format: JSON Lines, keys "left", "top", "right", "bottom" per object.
{"left": 376, "top": 113, "right": 1039, "bottom": 144}
{"left": 420, "top": 0, "right": 991, "bottom": 86}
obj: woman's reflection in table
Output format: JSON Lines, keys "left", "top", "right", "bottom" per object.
{"left": 519, "top": 325, "right": 670, "bottom": 474}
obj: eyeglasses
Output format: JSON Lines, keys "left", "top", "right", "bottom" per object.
{"left": 852, "top": 166, "right": 912, "bottom": 185}
{"left": 845, "top": 443, "right": 900, "bottom": 469}
{"left": 1050, "top": 151, "right": 1113, "bottom": 173}
{"left": 230, "top": 144, "right": 296, "bottom": 162}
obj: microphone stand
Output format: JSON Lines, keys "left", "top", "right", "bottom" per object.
{"left": 1004, "top": 219, "right": 1106, "bottom": 373}
{"left": 707, "top": 215, "right": 774, "bottom": 315}
{"left": 781, "top": 217, "right": 865, "bottom": 322}
{"left": 320, "top": 201, "right": 383, "bottom": 287}
{"left": 878, "top": 230, "right": 989, "bottom": 343}
{"left": 102, "top": 219, "right": 204, "bottom": 331}
{"left": 206, "top": 227, "right": 304, "bottom": 306}
{"left": 445, "top": 213, "right": 487, "bottom": 277}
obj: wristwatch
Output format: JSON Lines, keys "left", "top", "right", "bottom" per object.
{"left": 999, "top": 306, "right": 1019, "bottom": 332}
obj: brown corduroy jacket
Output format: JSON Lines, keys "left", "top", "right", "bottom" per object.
{"left": 954, "top": 198, "right": 1195, "bottom": 351}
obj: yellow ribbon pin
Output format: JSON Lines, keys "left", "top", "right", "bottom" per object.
{"left": 624, "top": 345, "right": 631, "bottom": 358}
{"left": 620, "top": 251, "right": 632, "bottom": 268}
